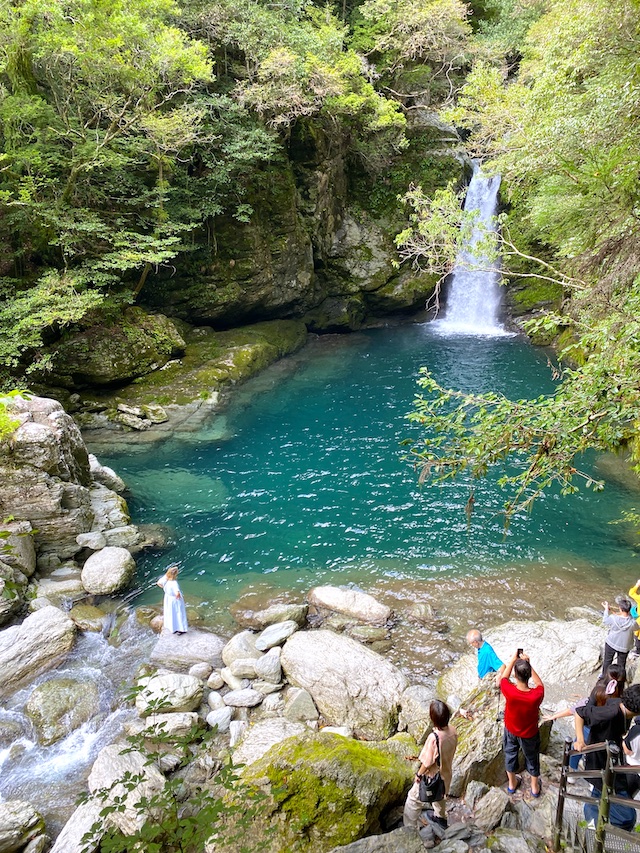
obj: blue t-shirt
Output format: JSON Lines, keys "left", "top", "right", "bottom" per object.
{"left": 477, "top": 641, "right": 504, "bottom": 678}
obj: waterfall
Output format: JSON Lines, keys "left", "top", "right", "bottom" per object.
{"left": 434, "top": 161, "right": 508, "bottom": 336}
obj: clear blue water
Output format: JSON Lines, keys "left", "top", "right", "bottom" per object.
{"left": 100, "top": 323, "right": 640, "bottom": 618}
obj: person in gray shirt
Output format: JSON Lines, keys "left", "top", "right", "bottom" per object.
{"left": 602, "top": 596, "right": 635, "bottom": 675}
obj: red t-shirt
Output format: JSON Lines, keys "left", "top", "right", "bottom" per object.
{"left": 501, "top": 678, "right": 544, "bottom": 738}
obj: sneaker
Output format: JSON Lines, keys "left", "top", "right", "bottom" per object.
{"left": 432, "top": 816, "right": 448, "bottom": 829}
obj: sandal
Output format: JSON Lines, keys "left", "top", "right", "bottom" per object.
{"left": 507, "top": 777, "right": 521, "bottom": 795}
{"left": 530, "top": 786, "right": 542, "bottom": 798}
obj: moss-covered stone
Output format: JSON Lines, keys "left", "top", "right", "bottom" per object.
{"left": 506, "top": 277, "right": 564, "bottom": 317}
{"left": 77, "top": 319, "right": 308, "bottom": 411}
{"left": 43, "top": 307, "right": 186, "bottom": 389}
{"left": 234, "top": 732, "right": 416, "bottom": 852}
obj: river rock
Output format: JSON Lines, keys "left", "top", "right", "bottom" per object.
{"left": 102, "top": 525, "right": 143, "bottom": 549}
{"left": 206, "top": 706, "right": 232, "bottom": 733}
{"left": 255, "top": 620, "right": 298, "bottom": 650}
{"left": 308, "top": 586, "right": 391, "bottom": 625}
{"left": 0, "top": 396, "right": 93, "bottom": 561}
{"left": 233, "top": 718, "right": 307, "bottom": 766}
{"left": 88, "top": 454, "right": 126, "bottom": 492}
{"left": 87, "top": 744, "right": 166, "bottom": 836}
{"left": 0, "top": 800, "right": 46, "bottom": 853}
{"left": 141, "top": 712, "right": 201, "bottom": 740}
{"left": 68, "top": 603, "right": 109, "bottom": 632}
{"left": 284, "top": 687, "right": 319, "bottom": 722}
{"left": 232, "top": 602, "right": 309, "bottom": 630}
{"left": 229, "top": 657, "right": 259, "bottom": 678}
{"left": 220, "top": 667, "right": 245, "bottom": 690}
{"left": 398, "top": 684, "right": 436, "bottom": 744}
{"left": 75, "top": 531, "right": 106, "bottom": 550}
{"left": 223, "top": 688, "right": 263, "bottom": 708}
{"left": 150, "top": 629, "right": 225, "bottom": 671}
{"left": 280, "top": 630, "right": 408, "bottom": 739}
{"left": 254, "top": 647, "right": 282, "bottom": 683}
{"left": 89, "top": 484, "right": 130, "bottom": 531}
{"left": 222, "top": 630, "right": 261, "bottom": 666}
{"left": 439, "top": 618, "right": 607, "bottom": 706}
{"left": 207, "top": 670, "right": 225, "bottom": 690}
{"left": 0, "top": 606, "right": 76, "bottom": 699}
{"left": 80, "top": 546, "right": 136, "bottom": 595}
{"left": 136, "top": 673, "right": 203, "bottom": 716}
{"left": 26, "top": 677, "right": 100, "bottom": 746}
{"left": 189, "top": 662, "right": 213, "bottom": 680}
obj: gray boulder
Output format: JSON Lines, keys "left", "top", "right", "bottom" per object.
{"left": 474, "top": 787, "right": 510, "bottom": 832}
{"left": 280, "top": 630, "right": 407, "bottom": 739}
{"left": 48, "top": 801, "right": 103, "bottom": 853}
{"left": 255, "top": 620, "right": 298, "bottom": 651}
{"left": 0, "top": 606, "right": 76, "bottom": 699}
{"left": 81, "top": 546, "right": 136, "bottom": 595}
{"left": 284, "top": 687, "right": 319, "bottom": 722}
{"left": 328, "top": 827, "right": 424, "bottom": 852}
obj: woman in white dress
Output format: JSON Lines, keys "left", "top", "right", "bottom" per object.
{"left": 156, "top": 565, "right": 188, "bottom": 634}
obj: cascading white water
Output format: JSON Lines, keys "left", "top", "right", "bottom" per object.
{"left": 434, "top": 161, "right": 508, "bottom": 336}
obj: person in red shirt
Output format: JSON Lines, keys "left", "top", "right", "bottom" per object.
{"left": 500, "top": 651, "right": 544, "bottom": 797}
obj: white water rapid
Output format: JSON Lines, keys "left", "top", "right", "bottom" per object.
{"left": 433, "top": 161, "right": 509, "bottom": 336}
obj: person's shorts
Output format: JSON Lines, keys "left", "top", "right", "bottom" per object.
{"left": 503, "top": 728, "right": 541, "bottom": 777}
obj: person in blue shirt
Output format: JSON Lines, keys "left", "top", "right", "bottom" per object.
{"left": 466, "top": 629, "right": 505, "bottom": 685}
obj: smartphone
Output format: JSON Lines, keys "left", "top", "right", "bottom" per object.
{"left": 517, "top": 648, "right": 523, "bottom": 657}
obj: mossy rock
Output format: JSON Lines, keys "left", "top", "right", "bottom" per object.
{"left": 44, "top": 307, "right": 186, "bottom": 389}
{"left": 26, "top": 677, "right": 101, "bottom": 746}
{"left": 505, "top": 277, "right": 563, "bottom": 317}
{"left": 234, "top": 732, "right": 416, "bottom": 852}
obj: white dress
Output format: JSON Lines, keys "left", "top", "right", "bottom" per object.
{"left": 158, "top": 576, "right": 188, "bottom": 633}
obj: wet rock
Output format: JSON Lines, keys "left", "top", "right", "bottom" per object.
{"left": 280, "top": 629, "right": 407, "bottom": 739}
{"left": 88, "top": 454, "right": 126, "bottom": 493}
{"left": 232, "top": 601, "right": 308, "bottom": 630}
{"left": 346, "top": 625, "right": 389, "bottom": 644}
{"left": 80, "top": 546, "right": 136, "bottom": 595}
{"left": 406, "top": 602, "right": 449, "bottom": 633}
{"left": 255, "top": 620, "right": 298, "bottom": 651}
{"left": 136, "top": 673, "right": 203, "bottom": 716}
{"left": 26, "top": 677, "right": 100, "bottom": 746}
{"left": 308, "top": 586, "right": 391, "bottom": 625}
{"left": 69, "top": 603, "right": 109, "bottom": 632}
{"left": 150, "top": 629, "right": 224, "bottom": 671}
{"left": 0, "top": 606, "right": 76, "bottom": 699}
{"left": 0, "top": 800, "right": 46, "bottom": 853}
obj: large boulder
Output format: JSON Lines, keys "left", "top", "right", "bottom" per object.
{"left": 81, "top": 547, "right": 136, "bottom": 595}
{"left": 48, "top": 801, "right": 103, "bottom": 853}
{"left": 280, "top": 630, "right": 408, "bottom": 739}
{"left": 0, "top": 800, "right": 46, "bottom": 853}
{"left": 308, "top": 586, "right": 391, "bottom": 625}
{"left": 44, "top": 307, "right": 186, "bottom": 388}
{"left": 327, "top": 827, "right": 425, "bottom": 852}
{"left": 0, "top": 606, "right": 76, "bottom": 699}
{"left": 150, "top": 629, "right": 225, "bottom": 671}
{"left": 233, "top": 718, "right": 307, "bottom": 767}
{"left": 25, "top": 677, "right": 100, "bottom": 746}
{"left": 87, "top": 744, "right": 166, "bottom": 837}
{"left": 231, "top": 601, "right": 309, "bottom": 630}
{"left": 439, "top": 618, "right": 607, "bottom": 707}
{"left": 135, "top": 673, "right": 203, "bottom": 716}
{"left": 239, "top": 732, "right": 415, "bottom": 852}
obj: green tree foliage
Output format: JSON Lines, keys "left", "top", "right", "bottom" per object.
{"left": 401, "top": 0, "right": 640, "bottom": 520}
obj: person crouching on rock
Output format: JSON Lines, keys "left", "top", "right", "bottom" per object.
{"left": 157, "top": 564, "right": 188, "bottom": 634}
{"left": 403, "top": 700, "right": 458, "bottom": 831}
{"left": 501, "top": 651, "right": 544, "bottom": 798}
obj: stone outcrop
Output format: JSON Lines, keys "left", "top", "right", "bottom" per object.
{"left": 0, "top": 520, "right": 36, "bottom": 626}
{"left": 0, "top": 606, "right": 76, "bottom": 699}
{"left": 280, "top": 629, "right": 407, "bottom": 739}
{"left": 150, "top": 629, "right": 225, "bottom": 671}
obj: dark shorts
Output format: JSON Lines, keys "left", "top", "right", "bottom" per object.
{"left": 503, "top": 728, "right": 541, "bottom": 777}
